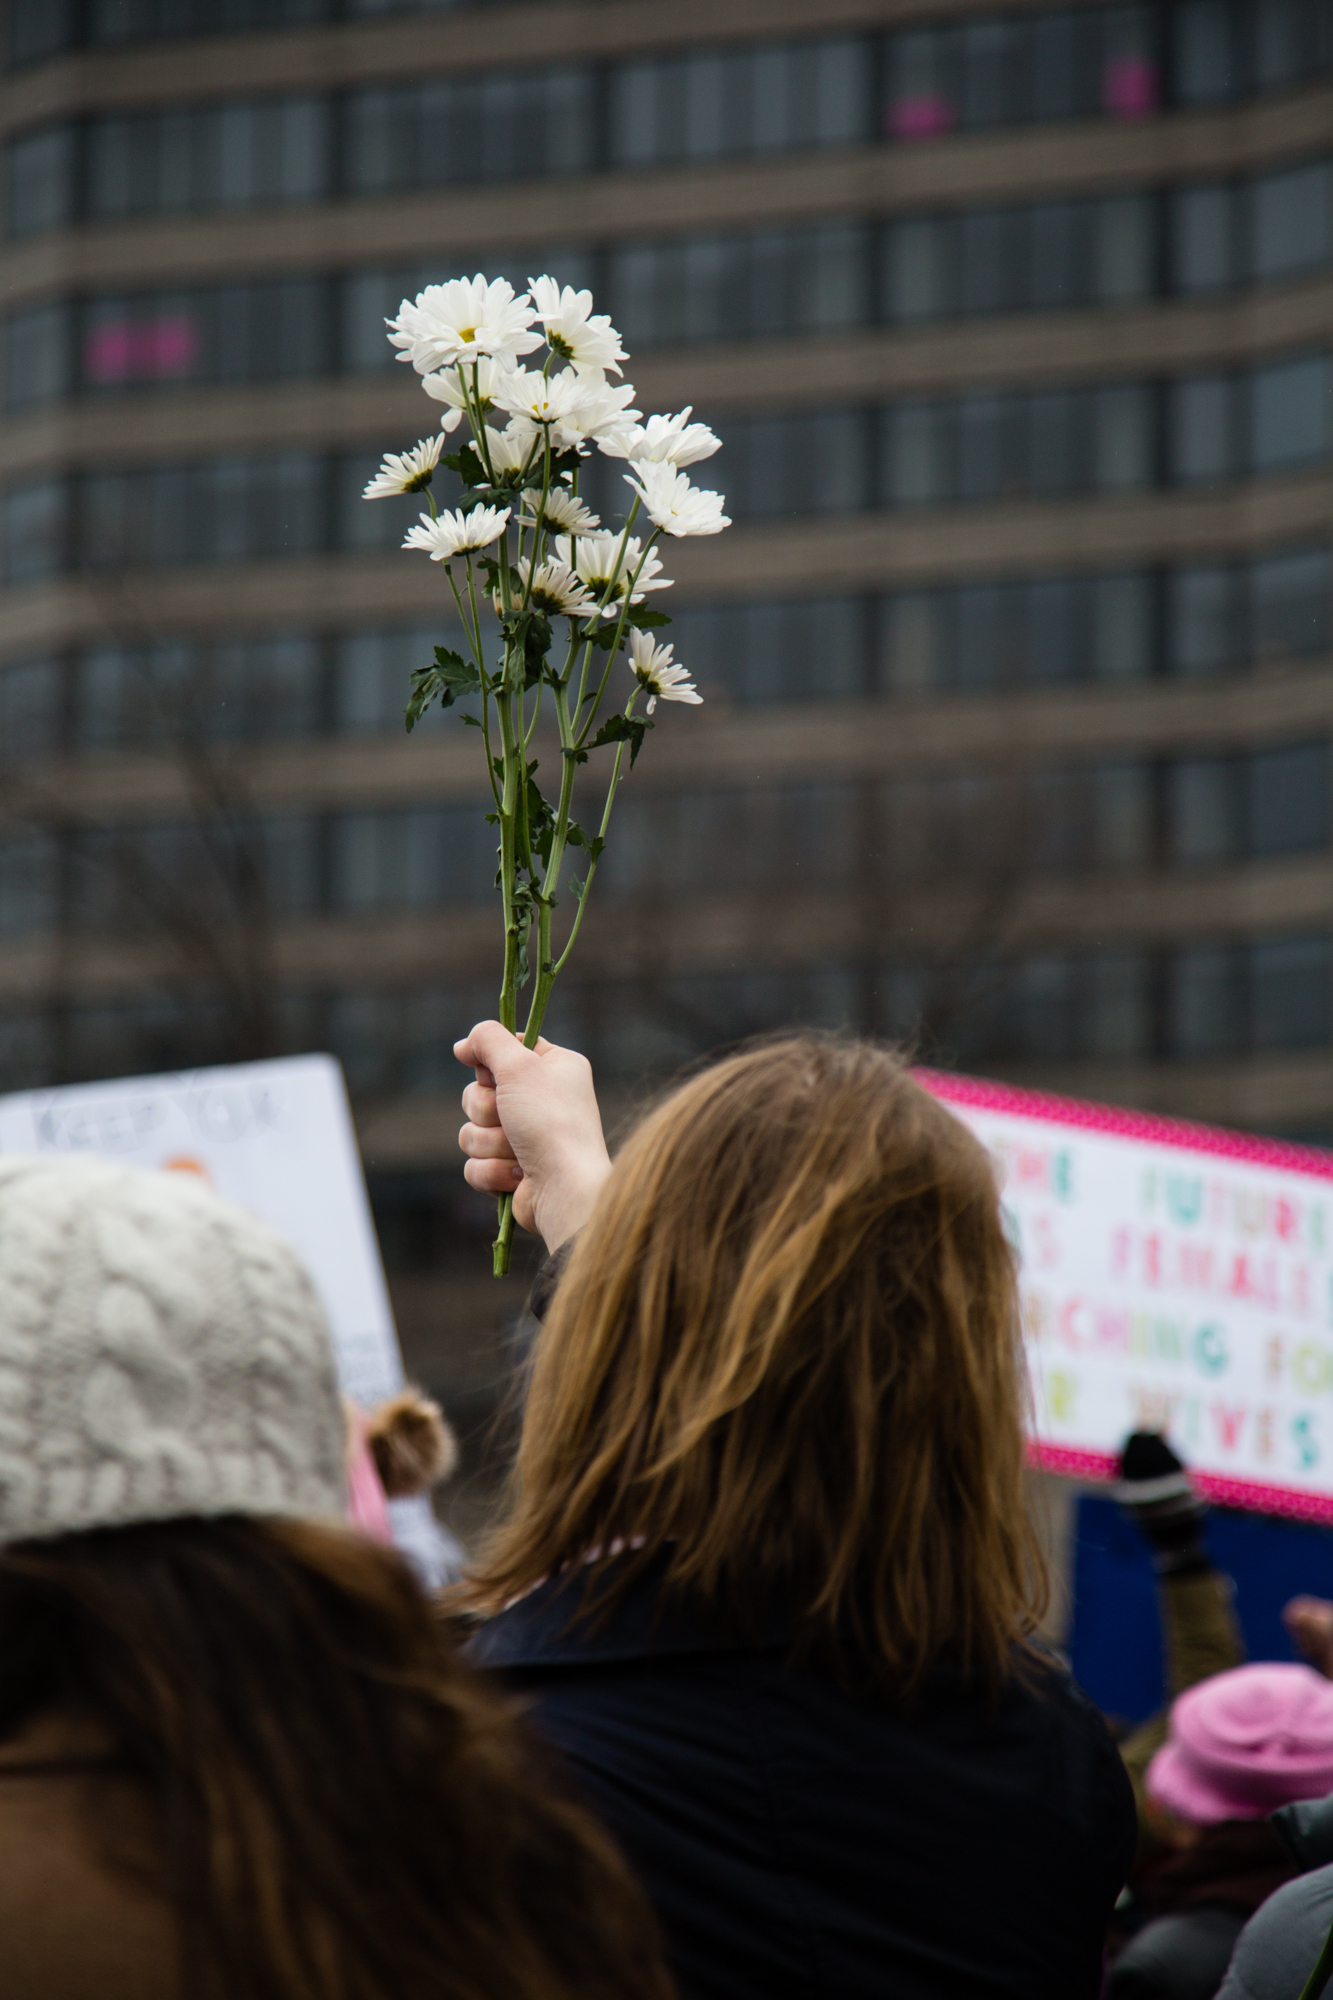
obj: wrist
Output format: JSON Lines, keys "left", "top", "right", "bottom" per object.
{"left": 537, "top": 1147, "right": 612, "bottom": 1254}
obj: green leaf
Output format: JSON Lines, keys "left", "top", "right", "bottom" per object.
{"left": 562, "top": 745, "right": 589, "bottom": 767}
{"left": 442, "top": 442, "right": 485, "bottom": 487}
{"left": 403, "top": 647, "right": 482, "bottom": 731}
{"left": 587, "top": 711, "right": 655, "bottom": 768}
{"left": 627, "top": 607, "right": 672, "bottom": 630}
{"left": 461, "top": 712, "right": 482, "bottom": 728}
{"left": 525, "top": 773, "right": 556, "bottom": 866}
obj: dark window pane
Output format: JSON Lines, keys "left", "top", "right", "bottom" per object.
{"left": 0, "top": 657, "right": 62, "bottom": 762}
{"left": 1095, "top": 383, "right": 1155, "bottom": 489}
{"left": 1030, "top": 203, "right": 1083, "bottom": 307}
{"left": 4, "top": 479, "right": 65, "bottom": 582}
{"left": 1247, "top": 742, "right": 1329, "bottom": 856}
{"left": 1093, "top": 572, "right": 1155, "bottom": 679}
{"left": 1170, "top": 183, "right": 1235, "bottom": 292}
{"left": 5, "top": 301, "right": 72, "bottom": 409}
{"left": 884, "top": 216, "right": 953, "bottom": 321}
{"left": 1168, "top": 944, "right": 1243, "bottom": 1056}
{"left": 1251, "top": 160, "right": 1333, "bottom": 282}
{"left": 1168, "top": 564, "right": 1238, "bottom": 675}
{"left": 883, "top": 402, "right": 950, "bottom": 506}
{"left": 1167, "top": 756, "right": 1237, "bottom": 863}
{"left": 958, "top": 17, "right": 1030, "bottom": 128}
{"left": 1251, "top": 547, "right": 1329, "bottom": 660}
{"left": 1169, "top": 374, "right": 1235, "bottom": 483}
{"left": 1251, "top": 935, "right": 1330, "bottom": 1049}
{"left": 959, "top": 209, "right": 1026, "bottom": 314}
{"left": 1027, "top": 576, "right": 1083, "bottom": 679}
{"left": 886, "top": 27, "right": 957, "bottom": 141}
{"left": 1103, "top": 5, "right": 1161, "bottom": 117}
{"left": 9, "top": 126, "right": 76, "bottom": 237}
{"left": 1173, "top": 0, "right": 1240, "bottom": 104}
{"left": 1085, "top": 950, "right": 1152, "bottom": 1056}
{"left": 1250, "top": 352, "right": 1333, "bottom": 472}
{"left": 9, "top": 0, "right": 79, "bottom": 64}
{"left": 1096, "top": 193, "right": 1156, "bottom": 299}
{"left": 0, "top": 832, "right": 57, "bottom": 939}
{"left": 878, "top": 591, "right": 945, "bottom": 694}
{"left": 957, "top": 394, "right": 1021, "bottom": 502}
{"left": 955, "top": 584, "right": 1005, "bottom": 687}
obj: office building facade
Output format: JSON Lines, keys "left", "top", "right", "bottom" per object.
{"left": 2, "top": 0, "right": 1332, "bottom": 1443}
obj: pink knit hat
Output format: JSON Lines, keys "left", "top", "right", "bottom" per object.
{"left": 1147, "top": 1663, "right": 1333, "bottom": 1825}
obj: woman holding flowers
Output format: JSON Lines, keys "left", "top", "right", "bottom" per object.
{"left": 452, "top": 1021, "right": 1136, "bottom": 2000}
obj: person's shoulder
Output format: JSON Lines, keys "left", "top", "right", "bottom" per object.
{"left": 1216, "top": 1863, "right": 1333, "bottom": 2000}
{"left": 464, "top": 1556, "right": 757, "bottom": 1674}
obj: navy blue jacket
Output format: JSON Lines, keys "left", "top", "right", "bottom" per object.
{"left": 467, "top": 1559, "right": 1135, "bottom": 1999}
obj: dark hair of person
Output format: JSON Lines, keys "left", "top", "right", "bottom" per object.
{"left": 0, "top": 1515, "right": 674, "bottom": 2000}
{"left": 460, "top": 1036, "right": 1048, "bottom": 1698}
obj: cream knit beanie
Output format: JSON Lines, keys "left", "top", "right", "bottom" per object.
{"left": 0, "top": 1154, "right": 346, "bottom": 1543}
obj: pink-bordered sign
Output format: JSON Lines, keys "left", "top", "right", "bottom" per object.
{"left": 916, "top": 1069, "right": 1333, "bottom": 1526}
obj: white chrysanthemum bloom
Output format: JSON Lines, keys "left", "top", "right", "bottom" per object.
{"left": 626, "top": 461, "right": 730, "bottom": 537}
{"left": 628, "top": 629, "right": 701, "bottom": 714}
{"left": 529, "top": 275, "right": 627, "bottom": 377}
{"left": 501, "top": 557, "right": 599, "bottom": 620}
{"left": 599, "top": 407, "right": 721, "bottom": 466}
{"left": 522, "top": 487, "right": 601, "bottom": 533}
{"left": 493, "top": 366, "right": 589, "bottom": 432}
{"left": 485, "top": 425, "right": 538, "bottom": 480}
{"left": 421, "top": 356, "right": 510, "bottom": 432}
{"left": 387, "top": 276, "right": 542, "bottom": 374}
{"left": 362, "top": 435, "right": 445, "bottom": 499}
{"left": 557, "top": 375, "right": 641, "bottom": 452}
{"left": 556, "top": 532, "right": 670, "bottom": 606}
{"left": 403, "top": 503, "right": 510, "bottom": 561}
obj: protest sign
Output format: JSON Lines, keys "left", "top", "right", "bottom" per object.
{"left": 0, "top": 1054, "right": 456, "bottom": 1578}
{"left": 922, "top": 1071, "right": 1333, "bottom": 1524}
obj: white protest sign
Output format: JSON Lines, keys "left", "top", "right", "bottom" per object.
{"left": 0, "top": 1054, "right": 457, "bottom": 1578}
{"left": 922, "top": 1071, "right": 1333, "bottom": 1524}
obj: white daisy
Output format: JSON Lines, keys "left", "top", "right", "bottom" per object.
{"left": 502, "top": 557, "right": 599, "bottom": 620}
{"left": 599, "top": 407, "right": 721, "bottom": 466}
{"left": 484, "top": 425, "right": 539, "bottom": 480}
{"left": 556, "top": 374, "right": 642, "bottom": 452}
{"left": 522, "top": 487, "right": 601, "bottom": 533}
{"left": 421, "top": 356, "right": 510, "bottom": 432}
{"left": 493, "top": 366, "right": 589, "bottom": 432}
{"left": 625, "top": 461, "right": 730, "bottom": 538}
{"left": 387, "top": 276, "right": 542, "bottom": 374}
{"left": 362, "top": 435, "right": 445, "bottom": 499}
{"left": 529, "top": 275, "right": 627, "bottom": 376}
{"left": 403, "top": 503, "right": 510, "bottom": 561}
{"left": 555, "top": 532, "right": 671, "bottom": 605}
{"left": 628, "top": 629, "right": 701, "bottom": 713}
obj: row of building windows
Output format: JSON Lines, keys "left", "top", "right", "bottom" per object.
{"left": 1, "top": 546, "right": 1325, "bottom": 758}
{"left": 8, "top": 158, "right": 1329, "bottom": 412}
{"left": 4, "top": 356, "right": 1328, "bottom": 584}
{"left": 1, "top": 927, "right": 1328, "bottom": 1103}
{"left": 0, "top": 740, "right": 1327, "bottom": 946}
{"left": 9, "top": 3, "right": 1333, "bottom": 233}
{"left": 11, "top": 0, "right": 1331, "bottom": 125}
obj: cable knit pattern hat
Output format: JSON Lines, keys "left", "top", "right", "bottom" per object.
{"left": 0, "top": 1155, "right": 346, "bottom": 1543}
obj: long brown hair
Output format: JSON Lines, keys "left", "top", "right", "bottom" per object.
{"left": 0, "top": 1515, "right": 673, "bottom": 2000}
{"left": 463, "top": 1036, "right": 1047, "bottom": 1695}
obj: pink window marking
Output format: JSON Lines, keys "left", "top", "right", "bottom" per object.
{"left": 887, "top": 93, "right": 956, "bottom": 140}
{"left": 1103, "top": 57, "right": 1159, "bottom": 120}
{"left": 85, "top": 315, "right": 200, "bottom": 384}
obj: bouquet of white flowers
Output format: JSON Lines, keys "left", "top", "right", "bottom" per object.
{"left": 365, "top": 275, "right": 730, "bottom": 1273}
